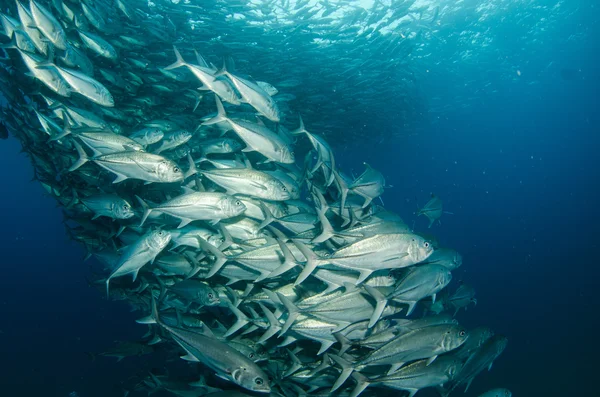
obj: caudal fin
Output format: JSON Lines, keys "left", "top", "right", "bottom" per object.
{"left": 68, "top": 141, "right": 89, "bottom": 172}
{"left": 164, "top": 46, "right": 187, "bottom": 70}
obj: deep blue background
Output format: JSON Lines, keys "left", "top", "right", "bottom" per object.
{"left": 1, "top": 3, "right": 598, "bottom": 397}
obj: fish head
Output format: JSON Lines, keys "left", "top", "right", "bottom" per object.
{"left": 437, "top": 267, "right": 452, "bottom": 289}
{"left": 442, "top": 326, "right": 469, "bottom": 352}
{"left": 156, "top": 159, "right": 184, "bottom": 182}
{"left": 148, "top": 229, "right": 172, "bottom": 250}
{"left": 407, "top": 236, "right": 434, "bottom": 263}
{"left": 199, "top": 286, "right": 220, "bottom": 306}
{"left": 268, "top": 180, "right": 292, "bottom": 201}
{"left": 452, "top": 251, "right": 463, "bottom": 268}
{"left": 146, "top": 128, "right": 164, "bottom": 144}
{"left": 207, "top": 233, "right": 225, "bottom": 248}
{"left": 266, "top": 100, "right": 281, "bottom": 122}
{"left": 445, "top": 358, "right": 462, "bottom": 380}
{"left": 102, "top": 89, "right": 115, "bottom": 107}
{"left": 115, "top": 200, "right": 135, "bottom": 219}
{"left": 224, "top": 138, "right": 243, "bottom": 153}
{"left": 221, "top": 196, "right": 247, "bottom": 217}
{"left": 175, "top": 129, "right": 192, "bottom": 143}
{"left": 495, "top": 336, "right": 509, "bottom": 354}
{"left": 279, "top": 145, "right": 296, "bottom": 164}
{"left": 232, "top": 365, "right": 270, "bottom": 393}
{"left": 54, "top": 77, "right": 72, "bottom": 97}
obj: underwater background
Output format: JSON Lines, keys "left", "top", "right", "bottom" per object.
{"left": 0, "top": 0, "right": 598, "bottom": 396}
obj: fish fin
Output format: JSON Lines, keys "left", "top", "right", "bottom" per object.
{"left": 257, "top": 302, "right": 281, "bottom": 343}
{"left": 135, "top": 195, "right": 153, "bottom": 227}
{"left": 291, "top": 239, "right": 324, "bottom": 285}
{"left": 387, "top": 362, "right": 405, "bottom": 375}
{"left": 464, "top": 378, "right": 473, "bottom": 393}
{"left": 333, "top": 332, "right": 352, "bottom": 356}
{"left": 224, "top": 301, "right": 249, "bottom": 337}
{"left": 164, "top": 46, "right": 187, "bottom": 70}
{"left": 355, "top": 269, "right": 373, "bottom": 285}
{"left": 184, "top": 153, "right": 197, "bottom": 179}
{"left": 68, "top": 140, "right": 89, "bottom": 171}
{"left": 426, "top": 355, "right": 438, "bottom": 366}
{"left": 202, "top": 96, "right": 228, "bottom": 126}
{"left": 194, "top": 236, "right": 228, "bottom": 278}
{"left": 311, "top": 195, "right": 334, "bottom": 244}
{"left": 193, "top": 50, "right": 209, "bottom": 68}
{"left": 105, "top": 276, "right": 111, "bottom": 299}
{"left": 363, "top": 285, "right": 388, "bottom": 328}
{"left": 257, "top": 201, "right": 276, "bottom": 230}
{"left": 112, "top": 173, "right": 128, "bottom": 184}
{"left": 290, "top": 114, "right": 308, "bottom": 135}
{"left": 276, "top": 292, "right": 299, "bottom": 335}
{"left": 317, "top": 339, "right": 335, "bottom": 355}
{"left": 407, "top": 389, "right": 418, "bottom": 397}
{"left": 333, "top": 169, "right": 348, "bottom": 215}
{"left": 277, "top": 335, "right": 297, "bottom": 348}
{"left": 283, "top": 349, "right": 302, "bottom": 377}
{"left": 263, "top": 239, "right": 298, "bottom": 280}
{"left": 349, "top": 372, "right": 370, "bottom": 397}
{"left": 181, "top": 352, "right": 200, "bottom": 362}
{"left": 176, "top": 218, "right": 193, "bottom": 228}
{"left": 405, "top": 301, "right": 417, "bottom": 316}
{"left": 329, "top": 353, "right": 354, "bottom": 392}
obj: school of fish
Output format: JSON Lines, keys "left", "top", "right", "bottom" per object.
{"left": 0, "top": 1, "right": 509, "bottom": 396}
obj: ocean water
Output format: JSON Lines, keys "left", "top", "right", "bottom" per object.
{"left": 0, "top": 0, "right": 598, "bottom": 396}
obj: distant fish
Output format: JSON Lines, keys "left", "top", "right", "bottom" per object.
{"left": 417, "top": 194, "right": 452, "bottom": 228}
{"left": 478, "top": 388, "right": 512, "bottom": 397}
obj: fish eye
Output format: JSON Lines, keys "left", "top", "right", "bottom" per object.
{"left": 123, "top": 204, "right": 129, "bottom": 210}
{"left": 249, "top": 353, "right": 255, "bottom": 359}
{"left": 424, "top": 242, "right": 430, "bottom": 248}
{"left": 254, "top": 377, "right": 263, "bottom": 385}
{"left": 459, "top": 330, "right": 466, "bottom": 337}
{"left": 207, "top": 293, "right": 214, "bottom": 299}
{"left": 173, "top": 166, "right": 180, "bottom": 172}
{"left": 411, "top": 238, "right": 415, "bottom": 242}
{"left": 282, "top": 186, "right": 287, "bottom": 191}
{"left": 235, "top": 200, "right": 242, "bottom": 206}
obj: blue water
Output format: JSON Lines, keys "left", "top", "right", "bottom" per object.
{"left": 1, "top": 1, "right": 598, "bottom": 396}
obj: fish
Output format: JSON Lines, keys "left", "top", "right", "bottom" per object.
{"left": 36, "top": 62, "right": 114, "bottom": 107}
{"left": 106, "top": 229, "right": 171, "bottom": 297}
{"left": 29, "top": 0, "right": 67, "bottom": 50}
{"left": 137, "top": 191, "right": 247, "bottom": 228}
{"left": 478, "top": 388, "right": 512, "bottom": 397}
{"left": 146, "top": 298, "right": 271, "bottom": 393}
{"left": 0, "top": 1, "right": 507, "bottom": 394}
{"left": 418, "top": 194, "right": 452, "bottom": 228}
{"left": 76, "top": 193, "right": 135, "bottom": 220}
{"left": 69, "top": 141, "right": 184, "bottom": 184}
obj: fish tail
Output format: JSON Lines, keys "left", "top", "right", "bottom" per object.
{"left": 183, "top": 153, "right": 198, "bottom": 179}
{"left": 276, "top": 292, "right": 299, "bottom": 335}
{"left": 290, "top": 114, "right": 308, "bottom": 135}
{"left": 68, "top": 140, "right": 89, "bottom": 172}
{"left": 135, "top": 195, "right": 152, "bottom": 227}
{"left": 329, "top": 353, "right": 355, "bottom": 393}
{"left": 291, "top": 240, "right": 323, "bottom": 285}
{"left": 363, "top": 284, "right": 388, "bottom": 328}
{"left": 257, "top": 201, "right": 276, "bottom": 230}
{"left": 164, "top": 46, "right": 187, "bottom": 70}
{"left": 224, "top": 301, "right": 249, "bottom": 337}
{"left": 202, "top": 96, "right": 228, "bottom": 126}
